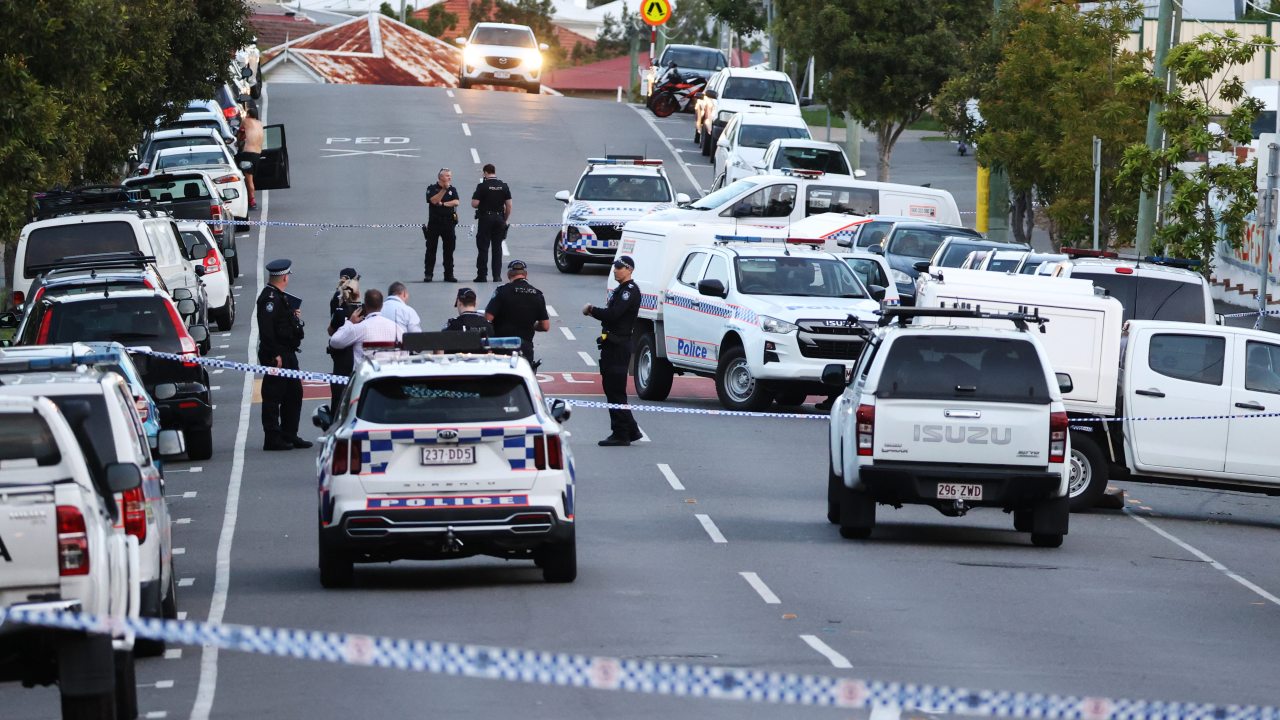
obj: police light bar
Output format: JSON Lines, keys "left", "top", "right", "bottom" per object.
{"left": 586, "top": 157, "right": 664, "bottom": 166}
{"left": 778, "top": 168, "right": 825, "bottom": 178}
{"left": 1061, "top": 247, "right": 1118, "bottom": 259}
{"left": 1143, "top": 255, "right": 1202, "bottom": 269}
{"left": 713, "top": 234, "right": 767, "bottom": 243}
{"left": 399, "top": 332, "right": 523, "bottom": 354}
{"left": 784, "top": 237, "right": 826, "bottom": 245}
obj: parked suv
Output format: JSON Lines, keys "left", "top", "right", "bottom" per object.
{"left": 651, "top": 43, "right": 727, "bottom": 86}
{"left": 1046, "top": 252, "right": 1215, "bottom": 324}
{"left": 874, "top": 221, "right": 986, "bottom": 305}
{"left": 826, "top": 307, "right": 1072, "bottom": 546}
{"left": 456, "top": 22, "right": 549, "bottom": 93}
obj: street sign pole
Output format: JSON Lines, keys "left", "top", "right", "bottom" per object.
{"left": 1258, "top": 141, "right": 1278, "bottom": 329}
{"left": 1092, "top": 136, "right": 1102, "bottom": 251}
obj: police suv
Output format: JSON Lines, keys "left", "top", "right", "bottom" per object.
{"left": 552, "top": 157, "right": 690, "bottom": 274}
{"left": 313, "top": 333, "right": 577, "bottom": 587}
{"left": 825, "top": 307, "right": 1072, "bottom": 547}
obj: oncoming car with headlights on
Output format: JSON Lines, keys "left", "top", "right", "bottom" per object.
{"left": 553, "top": 157, "right": 690, "bottom": 274}
{"left": 313, "top": 333, "right": 577, "bottom": 588}
{"left": 455, "top": 22, "right": 549, "bottom": 93}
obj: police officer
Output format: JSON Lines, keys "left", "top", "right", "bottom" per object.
{"left": 485, "top": 260, "right": 549, "bottom": 366}
{"left": 583, "top": 255, "right": 642, "bottom": 446}
{"left": 444, "top": 287, "right": 493, "bottom": 334}
{"left": 423, "top": 168, "right": 460, "bottom": 282}
{"left": 470, "top": 163, "right": 511, "bottom": 282}
{"left": 257, "top": 259, "right": 312, "bottom": 451}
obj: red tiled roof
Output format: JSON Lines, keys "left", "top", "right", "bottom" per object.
{"left": 552, "top": 23, "right": 595, "bottom": 58}
{"left": 249, "top": 12, "right": 320, "bottom": 50}
{"left": 540, "top": 54, "right": 632, "bottom": 92}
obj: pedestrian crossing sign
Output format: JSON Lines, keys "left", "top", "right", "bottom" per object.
{"left": 640, "top": 0, "right": 670, "bottom": 26}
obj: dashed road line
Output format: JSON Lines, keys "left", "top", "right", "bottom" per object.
{"left": 446, "top": 89, "right": 454, "bottom": 98}
{"left": 800, "top": 634, "right": 852, "bottom": 669}
{"left": 164, "top": 649, "right": 183, "bottom": 660}
{"left": 635, "top": 426, "right": 650, "bottom": 442}
{"left": 218, "top": 344, "right": 230, "bottom": 349}
{"left": 695, "top": 513, "right": 727, "bottom": 543}
{"left": 1128, "top": 510, "right": 1280, "bottom": 607}
{"left": 213, "top": 369, "right": 225, "bottom": 374}
{"left": 462, "top": 123, "right": 471, "bottom": 136}
{"left": 177, "top": 612, "right": 188, "bottom": 620}
{"left": 183, "top": 491, "right": 197, "bottom": 498}
{"left": 501, "top": 240, "right": 510, "bottom": 256}
{"left": 178, "top": 578, "right": 195, "bottom": 587}
{"left": 173, "top": 548, "right": 186, "bottom": 556}
{"left": 155, "top": 680, "right": 175, "bottom": 689}
{"left": 546, "top": 304, "right": 559, "bottom": 317}
{"left": 560, "top": 326, "right": 576, "bottom": 340}
{"left": 175, "top": 518, "right": 192, "bottom": 525}
{"left": 471, "top": 147, "right": 480, "bottom": 164}
{"left": 453, "top": 103, "right": 463, "bottom": 114}
{"left": 657, "top": 463, "right": 684, "bottom": 490}
{"left": 577, "top": 351, "right": 596, "bottom": 367}
{"left": 145, "top": 711, "right": 168, "bottom": 719}
{"left": 739, "top": 571, "right": 781, "bottom": 604}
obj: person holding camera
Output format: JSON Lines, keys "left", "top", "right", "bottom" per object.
{"left": 471, "top": 163, "right": 511, "bottom": 283}
{"left": 327, "top": 268, "right": 361, "bottom": 411}
{"left": 583, "top": 255, "right": 642, "bottom": 446}
{"left": 424, "top": 168, "right": 460, "bottom": 282}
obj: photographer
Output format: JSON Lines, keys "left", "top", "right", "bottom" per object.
{"left": 327, "top": 268, "right": 361, "bottom": 411}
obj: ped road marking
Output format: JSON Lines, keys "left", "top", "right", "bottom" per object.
{"left": 560, "top": 327, "right": 576, "bottom": 341}
{"left": 695, "top": 514, "right": 727, "bottom": 543}
{"left": 320, "top": 148, "right": 420, "bottom": 159}
{"left": 1128, "top": 510, "right": 1280, "bottom": 607}
{"left": 657, "top": 463, "right": 684, "bottom": 490}
{"left": 800, "top": 635, "right": 852, "bottom": 669}
{"left": 739, "top": 571, "right": 781, "bottom": 605}
{"left": 577, "top": 351, "right": 596, "bottom": 367}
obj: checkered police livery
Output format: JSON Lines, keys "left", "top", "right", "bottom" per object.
{"left": 555, "top": 158, "right": 684, "bottom": 270}
{"left": 352, "top": 425, "right": 545, "bottom": 474}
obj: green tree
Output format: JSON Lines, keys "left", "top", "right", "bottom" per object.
{"left": 778, "top": 0, "right": 989, "bottom": 181}
{"left": 704, "top": 0, "right": 765, "bottom": 36}
{"left": 380, "top": 2, "right": 458, "bottom": 38}
{"left": 936, "top": 0, "right": 1149, "bottom": 248}
{"left": 1118, "top": 31, "right": 1273, "bottom": 271}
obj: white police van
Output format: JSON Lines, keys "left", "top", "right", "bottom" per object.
{"left": 552, "top": 157, "right": 690, "bottom": 273}
{"left": 313, "top": 333, "right": 577, "bottom": 587}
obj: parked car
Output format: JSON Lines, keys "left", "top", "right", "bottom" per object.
{"left": 1014, "top": 252, "right": 1067, "bottom": 275}
{"left": 122, "top": 170, "right": 244, "bottom": 257}
{"left": 713, "top": 112, "right": 812, "bottom": 188}
{"left": 176, "top": 221, "right": 235, "bottom": 330}
{"left": 19, "top": 255, "right": 169, "bottom": 317}
{"left": 838, "top": 214, "right": 924, "bottom": 250}
{"left": 157, "top": 108, "right": 236, "bottom": 144}
{"left": 833, "top": 249, "right": 900, "bottom": 306}
{"left": 757, "top": 138, "right": 859, "bottom": 178}
{"left": 456, "top": 22, "right": 549, "bottom": 93}
{"left": 649, "top": 43, "right": 727, "bottom": 87}
{"left": 873, "top": 221, "right": 986, "bottom": 305}
{"left": 135, "top": 127, "right": 229, "bottom": 175}
{"left": 150, "top": 145, "right": 249, "bottom": 221}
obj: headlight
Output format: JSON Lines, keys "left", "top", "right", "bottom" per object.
{"left": 716, "top": 110, "right": 735, "bottom": 123}
{"left": 891, "top": 269, "right": 914, "bottom": 285}
{"left": 527, "top": 53, "right": 543, "bottom": 70}
{"left": 463, "top": 47, "right": 482, "bottom": 65}
{"left": 759, "top": 315, "right": 798, "bottom": 334}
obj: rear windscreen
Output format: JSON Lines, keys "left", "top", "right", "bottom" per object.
{"left": 25, "top": 223, "right": 138, "bottom": 276}
{"left": 156, "top": 151, "right": 226, "bottom": 169}
{"left": 128, "top": 176, "right": 211, "bottom": 203}
{"left": 877, "top": 335, "right": 1050, "bottom": 403}
{"left": 144, "top": 137, "right": 219, "bottom": 164}
{"left": 46, "top": 297, "right": 181, "bottom": 353}
{"left": 47, "top": 396, "right": 117, "bottom": 466}
{"left": 1078, "top": 273, "right": 1206, "bottom": 323}
{"left": 358, "top": 375, "right": 535, "bottom": 424}
{"left": 0, "top": 413, "right": 62, "bottom": 466}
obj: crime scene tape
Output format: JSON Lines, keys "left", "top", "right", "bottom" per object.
{"left": 1221, "top": 308, "right": 1280, "bottom": 319}
{"left": 1, "top": 607, "right": 1274, "bottom": 719}
{"left": 125, "top": 348, "right": 1280, "bottom": 426}
{"left": 208, "top": 219, "right": 619, "bottom": 233}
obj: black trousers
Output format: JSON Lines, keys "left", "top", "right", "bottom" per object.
{"left": 261, "top": 350, "right": 303, "bottom": 439}
{"left": 476, "top": 213, "right": 506, "bottom": 280}
{"left": 600, "top": 340, "right": 638, "bottom": 437}
{"left": 423, "top": 221, "right": 456, "bottom": 278}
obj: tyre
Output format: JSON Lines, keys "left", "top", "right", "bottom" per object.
{"left": 826, "top": 454, "right": 841, "bottom": 525}
{"left": 715, "top": 345, "right": 773, "bottom": 411}
{"left": 61, "top": 693, "right": 114, "bottom": 720}
{"left": 537, "top": 534, "right": 576, "bottom": 583}
{"left": 634, "top": 332, "right": 674, "bottom": 401}
{"left": 162, "top": 570, "right": 178, "bottom": 620}
{"left": 1067, "top": 432, "right": 1108, "bottom": 512}
{"left": 526, "top": 83, "right": 541, "bottom": 94}
{"left": 553, "top": 232, "right": 584, "bottom": 274}
{"left": 212, "top": 296, "right": 235, "bottom": 331}
{"left": 1012, "top": 509, "right": 1032, "bottom": 533}
{"left": 838, "top": 485, "right": 875, "bottom": 539}
{"left": 58, "top": 633, "right": 115, "bottom": 720}
{"left": 1031, "top": 533, "right": 1064, "bottom": 548}
{"left": 185, "top": 427, "right": 213, "bottom": 461}
{"left": 651, "top": 92, "right": 679, "bottom": 117}
{"left": 318, "top": 527, "right": 354, "bottom": 588}
{"left": 775, "top": 391, "right": 807, "bottom": 407}
{"left": 114, "top": 650, "right": 138, "bottom": 720}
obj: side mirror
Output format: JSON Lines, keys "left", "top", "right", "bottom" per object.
{"left": 554, "top": 190, "right": 571, "bottom": 203}
{"left": 821, "top": 363, "right": 847, "bottom": 389}
{"left": 549, "top": 398, "right": 571, "bottom": 424}
{"left": 705, "top": 88, "right": 718, "bottom": 99}
{"left": 194, "top": 265, "right": 206, "bottom": 277}
{"left": 539, "top": 43, "right": 549, "bottom": 52}
{"left": 0, "top": 312, "right": 18, "bottom": 330}
{"left": 853, "top": 169, "right": 867, "bottom": 178}
{"left": 312, "top": 404, "right": 332, "bottom": 430}
{"left": 157, "top": 429, "right": 185, "bottom": 458}
{"left": 697, "top": 278, "right": 727, "bottom": 298}
{"left": 177, "top": 298, "right": 197, "bottom": 315}
{"left": 221, "top": 188, "right": 239, "bottom": 201}
{"left": 868, "top": 285, "right": 886, "bottom": 302}
{"left": 189, "top": 324, "right": 210, "bottom": 343}
{"left": 153, "top": 383, "right": 178, "bottom": 401}
{"left": 1056, "top": 373, "right": 1074, "bottom": 394}
{"left": 0, "top": 340, "right": 11, "bottom": 348}
{"left": 455, "top": 37, "right": 468, "bottom": 45}
{"left": 105, "top": 462, "right": 143, "bottom": 493}
{"left": 912, "top": 260, "right": 930, "bottom": 273}
{"left": 868, "top": 244, "right": 884, "bottom": 255}
{"left": 675, "top": 192, "right": 691, "bottom": 205}
{"left": 172, "top": 288, "right": 193, "bottom": 300}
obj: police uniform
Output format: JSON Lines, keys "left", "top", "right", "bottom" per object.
{"left": 257, "top": 259, "right": 308, "bottom": 451}
{"left": 484, "top": 261, "right": 547, "bottom": 365}
{"left": 423, "top": 182, "right": 460, "bottom": 281}
{"left": 588, "top": 256, "right": 642, "bottom": 445}
{"left": 444, "top": 287, "right": 493, "bottom": 334}
{"left": 472, "top": 175, "right": 512, "bottom": 281}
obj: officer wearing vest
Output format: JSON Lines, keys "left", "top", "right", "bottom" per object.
{"left": 444, "top": 287, "right": 493, "bottom": 334}
{"left": 470, "top": 163, "right": 511, "bottom": 282}
{"left": 485, "top": 260, "right": 549, "bottom": 366}
{"left": 423, "top": 168, "right": 460, "bottom": 282}
{"left": 257, "top": 259, "right": 311, "bottom": 451}
{"left": 583, "top": 255, "right": 642, "bottom": 446}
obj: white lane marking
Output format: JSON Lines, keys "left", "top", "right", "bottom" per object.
{"left": 560, "top": 326, "right": 575, "bottom": 340}
{"left": 211, "top": 386, "right": 222, "bottom": 391}
{"left": 177, "top": 612, "right": 188, "bottom": 620}
{"left": 453, "top": 103, "right": 462, "bottom": 114}
{"left": 656, "top": 463, "right": 684, "bottom": 490}
{"left": 178, "top": 578, "right": 195, "bottom": 587}
{"left": 218, "top": 344, "right": 230, "bottom": 349}
{"left": 501, "top": 240, "right": 510, "bottom": 256}
{"left": 146, "top": 711, "right": 169, "bottom": 719}
{"left": 213, "top": 369, "right": 224, "bottom": 375}
{"left": 546, "top": 304, "right": 558, "bottom": 317}
{"left": 577, "top": 351, "right": 596, "bottom": 367}
{"left": 446, "top": 89, "right": 454, "bottom": 98}
{"left": 165, "top": 649, "right": 183, "bottom": 660}
{"left": 192, "top": 89, "right": 267, "bottom": 720}
{"left": 183, "top": 491, "right": 197, "bottom": 498}
{"left": 636, "top": 426, "right": 650, "bottom": 443}
{"left": 461, "top": 123, "right": 471, "bottom": 136}
{"left": 175, "top": 518, "right": 191, "bottom": 525}
{"left": 740, "top": 571, "right": 782, "bottom": 604}
{"left": 695, "top": 513, "right": 727, "bottom": 543}
{"left": 173, "top": 548, "right": 186, "bottom": 556}
{"left": 800, "top": 635, "right": 852, "bottom": 669}
{"left": 1128, "top": 510, "right": 1280, "bottom": 607}
{"left": 470, "top": 147, "right": 480, "bottom": 164}
{"left": 629, "top": 104, "right": 703, "bottom": 195}
{"left": 155, "top": 680, "right": 176, "bottom": 689}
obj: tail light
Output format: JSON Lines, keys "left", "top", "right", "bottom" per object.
{"left": 222, "top": 105, "right": 238, "bottom": 120}
{"left": 534, "top": 435, "right": 563, "bottom": 470}
{"left": 210, "top": 203, "right": 224, "bottom": 238}
{"left": 1049, "top": 411, "right": 1068, "bottom": 464}
{"left": 350, "top": 438, "right": 362, "bottom": 474}
{"left": 134, "top": 396, "right": 150, "bottom": 422}
{"left": 138, "top": 165, "right": 150, "bottom": 176}
{"left": 201, "top": 246, "right": 222, "bottom": 275}
{"left": 855, "top": 404, "right": 875, "bottom": 456}
{"left": 211, "top": 174, "right": 238, "bottom": 185}
{"left": 122, "top": 487, "right": 147, "bottom": 542}
{"left": 57, "top": 505, "right": 90, "bottom": 576}
{"left": 35, "top": 310, "right": 53, "bottom": 345}
{"left": 11, "top": 291, "right": 23, "bottom": 305}
{"left": 163, "top": 299, "right": 199, "bottom": 365}
{"left": 332, "top": 439, "right": 349, "bottom": 475}
{"left": 1114, "top": 267, "right": 1134, "bottom": 275}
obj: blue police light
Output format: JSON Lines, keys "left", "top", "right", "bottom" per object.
{"left": 484, "top": 337, "right": 524, "bottom": 350}
{"left": 586, "top": 157, "right": 663, "bottom": 166}
{"left": 713, "top": 234, "right": 766, "bottom": 243}
{"left": 1143, "top": 255, "right": 1202, "bottom": 269}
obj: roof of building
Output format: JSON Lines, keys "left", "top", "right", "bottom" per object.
{"left": 248, "top": 3, "right": 323, "bottom": 48}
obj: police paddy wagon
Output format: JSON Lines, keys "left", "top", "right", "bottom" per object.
{"left": 552, "top": 157, "right": 691, "bottom": 273}
{"left": 312, "top": 333, "right": 577, "bottom": 587}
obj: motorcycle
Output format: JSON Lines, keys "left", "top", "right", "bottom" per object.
{"left": 648, "top": 63, "right": 706, "bottom": 118}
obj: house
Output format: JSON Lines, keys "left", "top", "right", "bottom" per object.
{"left": 248, "top": 3, "right": 322, "bottom": 49}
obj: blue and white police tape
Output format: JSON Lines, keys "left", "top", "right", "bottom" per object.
{"left": 206, "top": 219, "right": 613, "bottom": 233}
{"left": 1220, "top": 308, "right": 1280, "bottom": 319}
{"left": 1, "top": 606, "right": 1273, "bottom": 719}
{"left": 127, "top": 347, "right": 349, "bottom": 384}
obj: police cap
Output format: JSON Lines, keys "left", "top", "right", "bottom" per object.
{"left": 613, "top": 255, "right": 635, "bottom": 270}
{"left": 339, "top": 267, "right": 358, "bottom": 280}
{"left": 455, "top": 287, "right": 477, "bottom": 304}
{"left": 266, "top": 259, "right": 293, "bottom": 276}
{"left": 507, "top": 259, "right": 528, "bottom": 272}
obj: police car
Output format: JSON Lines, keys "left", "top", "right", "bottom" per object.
{"left": 312, "top": 333, "right": 577, "bottom": 587}
{"left": 552, "top": 157, "right": 691, "bottom": 274}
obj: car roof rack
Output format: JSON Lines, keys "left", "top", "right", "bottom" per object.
{"left": 31, "top": 185, "right": 164, "bottom": 221}
{"left": 879, "top": 304, "right": 1050, "bottom": 333}
{"left": 27, "top": 252, "right": 157, "bottom": 277}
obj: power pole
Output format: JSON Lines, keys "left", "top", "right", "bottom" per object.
{"left": 1092, "top": 137, "right": 1102, "bottom": 250}
{"left": 1258, "top": 142, "right": 1278, "bottom": 329}
{"left": 986, "top": 0, "right": 1011, "bottom": 242}
{"left": 1136, "top": 0, "right": 1177, "bottom": 255}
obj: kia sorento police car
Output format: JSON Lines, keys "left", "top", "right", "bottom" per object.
{"left": 313, "top": 333, "right": 577, "bottom": 587}
{"left": 552, "top": 157, "right": 690, "bottom": 273}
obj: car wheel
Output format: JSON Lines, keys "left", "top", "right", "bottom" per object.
{"left": 186, "top": 427, "right": 213, "bottom": 461}
{"left": 634, "top": 331, "right": 674, "bottom": 400}
{"left": 58, "top": 633, "right": 116, "bottom": 720}
{"left": 114, "top": 649, "right": 138, "bottom": 720}
{"left": 838, "top": 485, "right": 875, "bottom": 539}
{"left": 212, "top": 296, "right": 235, "bottom": 331}
{"left": 1013, "top": 509, "right": 1032, "bottom": 533}
{"left": 162, "top": 570, "right": 178, "bottom": 620}
{"left": 1031, "top": 533, "right": 1064, "bottom": 548}
{"left": 651, "top": 92, "right": 679, "bottom": 117}
{"left": 1067, "top": 432, "right": 1108, "bottom": 512}
{"left": 318, "top": 526, "right": 354, "bottom": 588}
{"left": 536, "top": 533, "right": 576, "bottom": 583}
{"left": 715, "top": 345, "right": 773, "bottom": 411}
{"left": 553, "top": 232, "right": 584, "bottom": 274}
{"left": 458, "top": 75, "right": 470, "bottom": 90}
{"left": 826, "top": 454, "right": 841, "bottom": 525}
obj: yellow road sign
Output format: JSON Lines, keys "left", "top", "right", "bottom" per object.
{"left": 640, "top": 0, "right": 670, "bottom": 26}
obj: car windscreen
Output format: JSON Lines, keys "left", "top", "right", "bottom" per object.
{"left": 46, "top": 297, "right": 182, "bottom": 353}
{"left": 1077, "top": 272, "right": 1207, "bottom": 323}
{"left": 855, "top": 220, "right": 895, "bottom": 249}
{"left": 842, "top": 257, "right": 889, "bottom": 290}
{"left": 663, "top": 47, "right": 725, "bottom": 71}
{"left": 47, "top": 395, "right": 118, "bottom": 466}
{"left": 776, "top": 147, "right": 849, "bottom": 174}
{"left": 472, "top": 27, "right": 536, "bottom": 47}
{"left": 1019, "top": 260, "right": 1045, "bottom": 274}
{"left": 739, "top": 124, "right": 809, "bottom": 149}
{"left": 877, "top": 335, "right": 1050, "bottom": 403}
{"left": 733, "top": 256, "right": 867, "bottom": 298}
{"left": 987, "top": 257, "right": 1021, "bottom": 272}
{"left": 143, "top": 136, "right": 219, "bottom": 164}
{"left": 24, "top": 222, "right": 139, "bottom": 276}
{"left": 575, "top": 175, "right": 670, "bottom": 202}
{"left": 156, "top": 151, "right": 226, "bottom": 170}
{"left": 939, "top": 241, "right": 990, "bottom": 267}
{"left": 885, "top": 228, "right": 953, "bottom": 260}
{"left": 689, "top": 180, "right": 757, "bottom": 210}
{"left": 722, "top": 77, "right": 796, "bottom": 104}
{"left": 127, "top": 177, "right": 211, "bottom": 203}
{"left": 358, "top": 375, "right": 535, "bottom": 424}
{"left": 0, "top": 413, "right": 61, "bottom": 466}
{"left": 165, "top": 119, "right": 223, "bottom": 134}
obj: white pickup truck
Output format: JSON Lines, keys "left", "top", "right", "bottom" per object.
{"left": 0, "top": 396, "right": 141, "bottom": 719}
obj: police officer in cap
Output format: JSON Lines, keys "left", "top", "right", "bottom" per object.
{"left": 444, "top": 287, "right": 493, "bottom": 334}
{"left": 470, "top": 163, "right": 511, "bottom": 282}
{"left": 485, "top": 259, "right": 549, "bottom": 366}
{"left": 257, "top": 259, "right": 312, "bottom": 451}
{"left": 583, "top": 255, "right": 642, "bottom": 446}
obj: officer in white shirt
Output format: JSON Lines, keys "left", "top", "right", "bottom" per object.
{"left": 381, "top": 281, "right": 423, "bottom": 333}
{"left": 329, "top": 288, "right": 403, "bottom": 364}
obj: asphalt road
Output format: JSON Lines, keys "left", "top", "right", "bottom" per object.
{"left": 7, "top": 84, "right": 1280, "bottom": 720}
